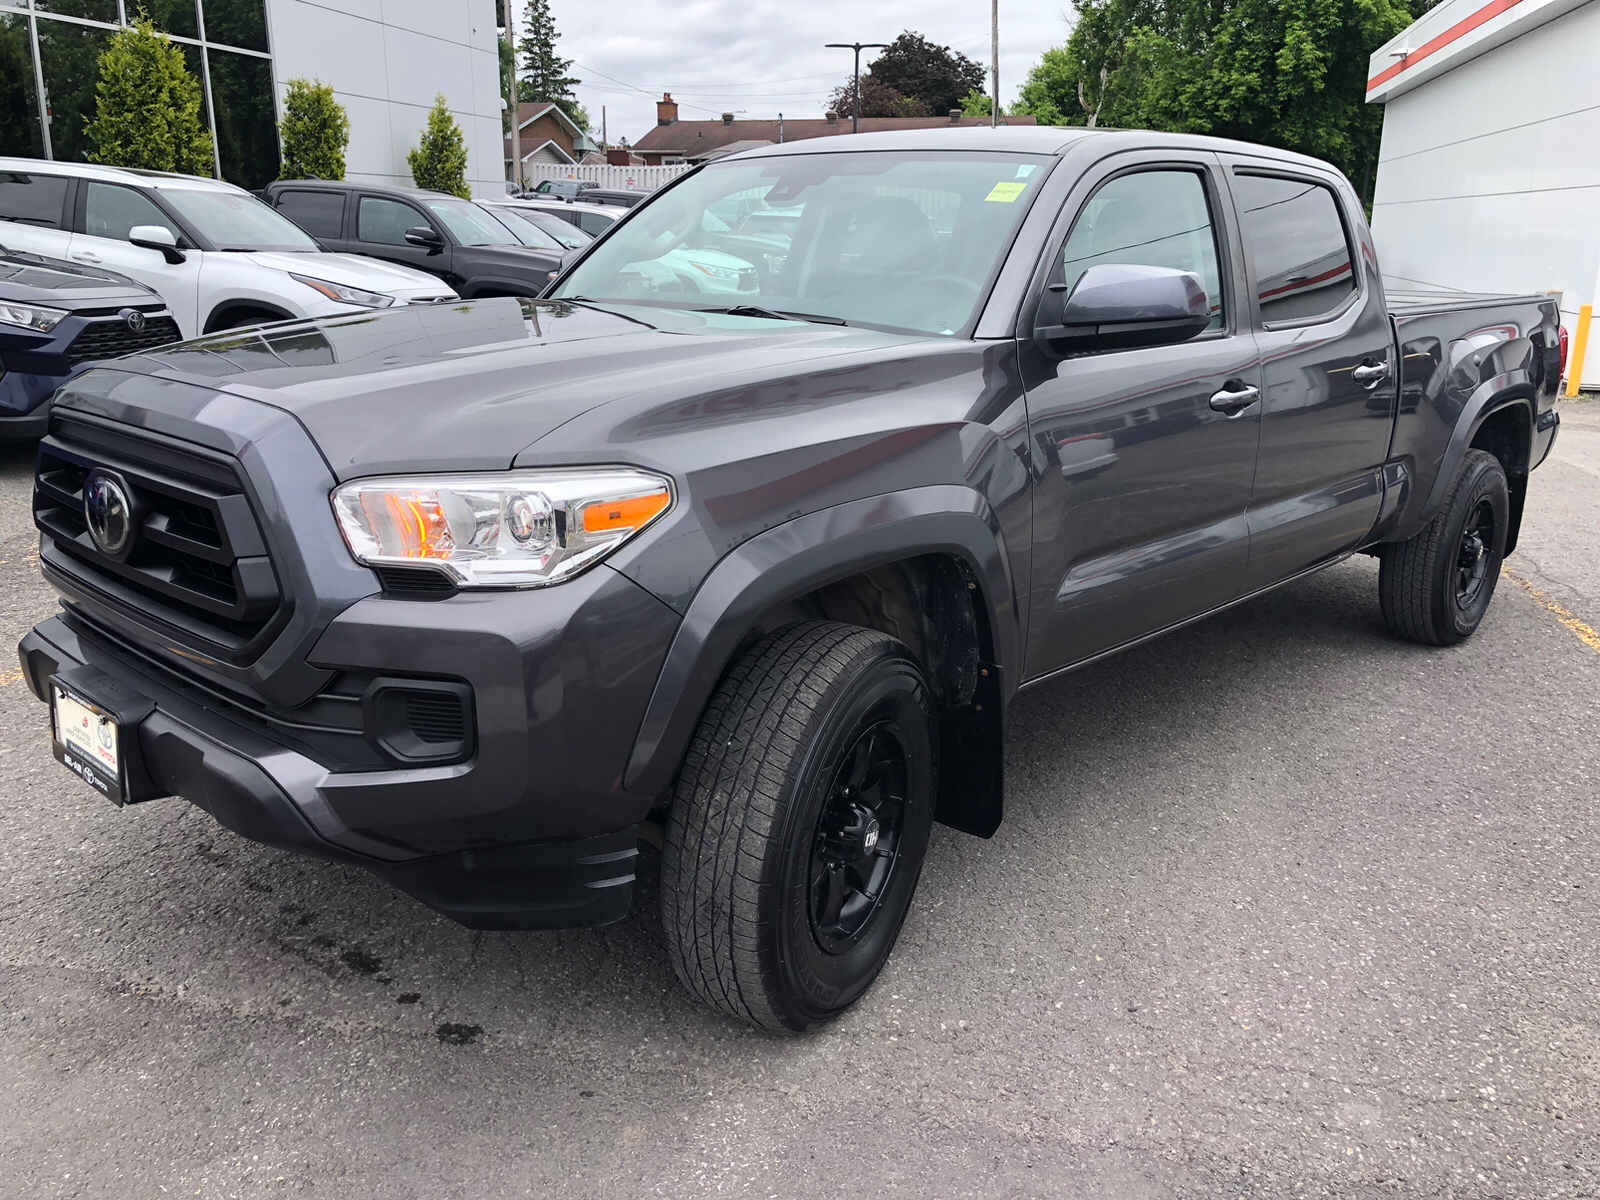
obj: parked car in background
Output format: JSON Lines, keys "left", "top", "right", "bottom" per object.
{"left": 0, "top": 161, "right": 456, "bottom": 338}
{"left": 0, "top": 246, "right": 179, "bottom": 439}
{"left": 264, "top": 180, "right": 561, "bottom": 298}
{"left": 509, "top": 196, "right": 628, "bottom": 240}
{"left": 483, "top": 201, "right": 594, "bottom": 251}
{"left": 527, "top": 179, "right": 596, "bottom": 199}
{"left": 577, "top": 188, "right": 653, "bottom": 209}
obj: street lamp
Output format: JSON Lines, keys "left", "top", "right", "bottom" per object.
{"left": 825, "top": 41, "right": 890, "bottom": 134}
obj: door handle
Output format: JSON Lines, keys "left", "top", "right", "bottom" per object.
{"left": 70, "top": 252, "right": 102, "bottom": 264}
{"left": 1208, "top": 383, "right": 1260, "bottom": 415}
{"left": 1352, "top": 360, "right": 1390, "bottom": 388}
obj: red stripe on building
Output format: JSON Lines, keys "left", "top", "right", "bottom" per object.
{"left": 1367, "top": 0, "right": 1523, "bottom": 92}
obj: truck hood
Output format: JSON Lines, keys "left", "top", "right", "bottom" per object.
{"left": 0, "top": 251, "right": 161, "bottom": 309}
{"left": 104, "top": 297, "right": 929, "bottom": 478}
{"left": 232, "top": 250, "right": 455, "bottom": 298}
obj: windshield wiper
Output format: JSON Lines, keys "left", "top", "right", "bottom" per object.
{"left": 698, "top": 304, "right": 848, "bottom": 326}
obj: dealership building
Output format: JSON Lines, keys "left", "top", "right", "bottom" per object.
{"left": 1367, "top": 0, "right": 1600, "bottom": 390}
{"left": 0, "top": 0, "right": 506, "bottom": 196}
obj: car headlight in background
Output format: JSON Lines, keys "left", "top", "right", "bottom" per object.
{"left": 290, "top": 273, "right": 398, "bottom": 308}
{"left": 332, "top": 468, "right": 673, "bottom": 587}
{"left": 0, "top": 301, "right": 68, "bottom": 333}
{"left": 687, "top": 260, "right": 742, "bottom": 283}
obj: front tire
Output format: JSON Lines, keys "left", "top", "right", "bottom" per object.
{"left": 1378, "top": 448, "right": 1509, "bottom": 645}
{"left": 660, "top": 622, "right": 937, "bottom": 1032}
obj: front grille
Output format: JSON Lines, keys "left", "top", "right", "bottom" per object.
{"left": 62, "top": 315, "right": 182, "bottom": 366}
{"left": 374, "top": 564, "right": 458, "bottom": 596}
{"left": 35, "top": 417, "right": 283, "bottom": 654}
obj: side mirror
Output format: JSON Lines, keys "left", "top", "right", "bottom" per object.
{"left": 404, "top": 226, "right": 446, "bottom": 252}
{"left": 1037, "top": 263, "right": 1210, "bottom": 355}
{"left": 128, "top": 224, "right": 186, "bottom": 265}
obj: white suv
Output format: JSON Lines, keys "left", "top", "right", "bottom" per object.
{"left": 0, "top": 160, "right": 456, "bottom": 338}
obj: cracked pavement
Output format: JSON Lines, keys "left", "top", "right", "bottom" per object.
{"left": 1, "top": 401, "right": 1597, "bottom": 1199}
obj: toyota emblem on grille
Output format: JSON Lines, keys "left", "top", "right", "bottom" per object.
{"left": 119, "top": 307, "right": 146, "bottom": 333}
{"left": 83, "top": 470, "right": 134, "bottom": 557}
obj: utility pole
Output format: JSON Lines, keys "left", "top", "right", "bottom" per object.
{"left": 825, "top": 41, "right": 889, "bottom": 134}
{"left": 991, "top": 0, "right": 1000, "bottom": 128}
{"left": 602, "top": 105, "right": 607, "bottom": 152}
{"left": 506, "top": 0, "right": 521, "bottom": 190}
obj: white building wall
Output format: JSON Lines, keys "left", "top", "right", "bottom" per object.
{"left": 264, "top": 0, "right": 505, "bottom": 198}
{"left": 1369, "top": 0, "right": 1600, "bottom": 387}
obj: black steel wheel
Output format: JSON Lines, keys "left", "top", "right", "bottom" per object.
{"left": 661, "top": 622, "right": 937, "bottom": 1032}
{"left": 1379, "top": 448, "right": 1509, "bottom": 645}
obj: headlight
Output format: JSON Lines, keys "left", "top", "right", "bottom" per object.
{"left": 331, "top": 468, "right": 673, "bottom": 588}
{"left": 0, "top": 301, "right": 68, "bottom": 333}
{"left": 290, "top": 273, "right": 397, "bottom": 308}
{"left": 688, "top": 260, "right": 741, "bottom": 282}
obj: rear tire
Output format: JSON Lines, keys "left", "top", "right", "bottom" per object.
{"left": 1378, "top": 448, "right": 1509, "bottom": 645}
{"left": 660, "top": 621, "right": 937, "bottom": 1032}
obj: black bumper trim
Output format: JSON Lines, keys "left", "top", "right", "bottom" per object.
{"left": 18, "top": 619, "right": 639, "bottom": 929}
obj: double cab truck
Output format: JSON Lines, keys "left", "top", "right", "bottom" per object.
{"left": 19, "top": 129, "right": 1563, "bottom": 1031}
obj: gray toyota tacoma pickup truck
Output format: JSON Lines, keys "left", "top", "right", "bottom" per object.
{"left": 19, "top": 128, "right": 1563, "bottom": 1031}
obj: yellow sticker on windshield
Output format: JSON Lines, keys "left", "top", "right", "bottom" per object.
{"left": 985, "top": 182, "right": 1027, "bottom": 203}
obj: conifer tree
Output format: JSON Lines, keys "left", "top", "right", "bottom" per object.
{"left": 407, "top": 94, "right": 470, "bottom": 199}
{"left": 279, "top": 78, "right": 349, "bottom": 180}
{"left": 85, "top": 14, "right": 213, "bottom": 176}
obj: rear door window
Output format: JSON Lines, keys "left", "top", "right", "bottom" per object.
{"left": 83, "top": 182, "right": 183, "bottom": 243}
{"left": 1232, "top": 173, "right": 1356, "bottom": 324}
{"left": 276, "top": 189, "right": 346, "bottom": 239}
{"left": 576, "top": 210, "right": 613, "bottom": 237}
{"left": 0, "top": 172, "right": 70, "bottom": 228}
{"left": 1060, "top": 169, "right": 1226, "bottom": 332}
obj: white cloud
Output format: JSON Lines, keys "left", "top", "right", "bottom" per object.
{"left": 530, "top": 0, "right": 1077, "bottom": 143}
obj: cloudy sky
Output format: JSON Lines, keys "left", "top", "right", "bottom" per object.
{"left": 535, "top": 0, "right": 1078, "bottom": 144}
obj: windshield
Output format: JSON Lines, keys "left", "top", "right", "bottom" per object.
{"left": 424, "top": 199, "right": 520, "bottom": 247}
{"left": 161, "top": 188, "right": 319, "bottom": 251}
{"left": 550, "top": 151, "right": 1052, "bottom": 335}
{"left": 480, "top": 204, "right": 563, "bottom": 250}
{"left": 517, "top": 207, "right": 592, "bottom": 249}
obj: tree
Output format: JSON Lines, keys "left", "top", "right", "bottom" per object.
{"left": 867, "top": 32, "right": 986, "bottom": 116}
{"left": 85, "top": 15, "right": 213, "bottom": 176}
{"left": 408, "top": 94, "right": 470, "bottom": 199}
{"left": 959, "top": 89, "right": 993, "bottom": 118}
{"left": 499, "top": 33, "right": 517, "bottom": 132}
{"left": 1011, "top": 0, "right": 1424, "bottom": 200}
{"left": 826, "top": 75, "right": 929, "bottom": 119}
{"left": 519, "top": 0, "right": 584, "bottom": 128}
{"left": 279, "top": 78, "right": 348, "bottom": 180}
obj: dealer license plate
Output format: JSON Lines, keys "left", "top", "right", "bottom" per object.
{"left": 51, "top": 682, "right": 124, "bottom": 805}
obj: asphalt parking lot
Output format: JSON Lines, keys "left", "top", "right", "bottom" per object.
{"left": 1, "top": 402, "right": 1597, "bottom": 1199}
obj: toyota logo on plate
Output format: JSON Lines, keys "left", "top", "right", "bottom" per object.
{"left": 83, "top": 470, "right": 134, "bottom": 557}
{"left": 119, "top": 307, "right": 146, "bottom": 332}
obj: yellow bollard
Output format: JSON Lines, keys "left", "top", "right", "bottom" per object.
{"left": 1567, "top": 304, "right": 1593, "bottom": 398}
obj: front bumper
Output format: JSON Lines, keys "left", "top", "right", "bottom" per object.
{"left": 19, "top": 561, "right": 681, "bottom": 929}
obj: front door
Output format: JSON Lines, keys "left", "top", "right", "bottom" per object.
{"left": 350, "top": 195, "right": 451, "bottom": 280}
{"left": 1223, "top": 163, "right": 1399, "bottom": 592}
{"left": 69, "top": 180, "right": 202, "bottom": 337}
{"left": 1022, "top": 156, "right": 1263, "bottom": 677}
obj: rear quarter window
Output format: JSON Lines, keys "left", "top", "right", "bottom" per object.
{"left": 276, "top": 189, "right": 345, "bottom": 239}
{"left": 1232, "top": 173, "right": 1356, "bottom": 324}
{"left": 0, "top": 172, "right": 70, "bottom": 228}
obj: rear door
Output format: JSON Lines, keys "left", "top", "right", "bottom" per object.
{"left": 0, "top": 170, "right": 75, "bottom": 260}
{"left": 1021, "top": 152, "right": 1263, "bottom": 677}
{"left": 271, "top": 186, "right": 349, "bottom": 250}
{"left": 348, "top": 195, "right": 452, "bottom": 280}
{"left": 68, "top": 180, "right": 203, "bottom": 337}
{"left": 1222, "top": 161, "right": 1398, "bottom": 591}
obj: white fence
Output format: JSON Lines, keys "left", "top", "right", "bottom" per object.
{"left": 519, "top": 163, "right": 692, "bottom": 192}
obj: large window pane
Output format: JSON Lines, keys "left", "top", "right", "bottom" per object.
{"left": 38, "top": 17, "right": 114, "bottom": 164}
{"left": 0, "top": 14, "right": 43, "bottom": 160}
{"left": 148, "top": 0, "right": 200, "bottom": 41}
{"left": 207, "top": 48, "right": 278, "bottom": 189}
{"left": 202, "top": 0, "right": 268, "bottom": 52}
{"left": 34, "top": 1, "right": 120, "bottom": 22}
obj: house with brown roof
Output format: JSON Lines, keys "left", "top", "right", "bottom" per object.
{"left": 503, "top": 102, "right": 602, "bottom": 176}
{"left": 630, "top": 94, "right": 1039, "bottom": 166}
